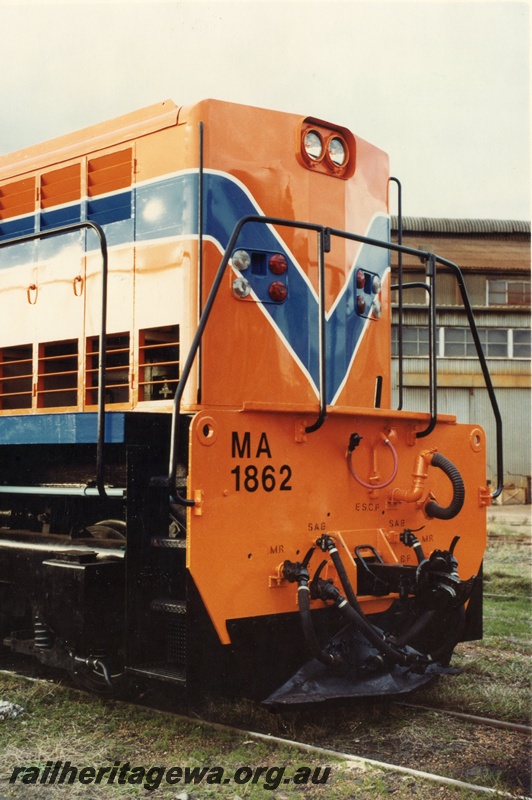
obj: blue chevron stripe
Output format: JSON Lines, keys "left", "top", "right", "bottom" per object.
{"left": 0, "top": 170, "right": 390, "bottom": 402}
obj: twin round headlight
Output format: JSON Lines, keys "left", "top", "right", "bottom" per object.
{"left": 303, "top": 130, "right": 348, "bottom": 169}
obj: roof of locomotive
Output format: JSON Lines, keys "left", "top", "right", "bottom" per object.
{"left": 1, "top": 98, "right": 379, "bottom": 183}
{"left": 0, "top": 99, "right": 181, "bottom": 179}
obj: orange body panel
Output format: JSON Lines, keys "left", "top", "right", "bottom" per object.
{"left": 188, "top": 408, "right": 486, "bottom": 643}
{"left": 0, "top": 99, "right": 489, "bottom": 673}
{"left": 0, "top": 99, "right": 391, "bottom": 415}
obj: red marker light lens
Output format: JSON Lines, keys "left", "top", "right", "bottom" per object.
{"left": 356, "top": 295, "right": 366, "bottom": 314}
{"left": 268, "top": 281, "right": 288, "bottom": 302}
{"left": 356, "top": 269, "right": 365, "bottom": 289}
{"left": 269, "top": 253, "right": 288, "bottom": 275}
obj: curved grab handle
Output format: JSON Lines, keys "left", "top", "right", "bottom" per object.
{"left": 27, "top": 284, "right": 38, "bottom": 304}
{"left": 73, "top": 275, "right": 84, "bottom": 296}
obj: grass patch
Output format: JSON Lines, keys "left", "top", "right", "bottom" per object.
{"left": 409, "top": 516, "right": 532, "bottom": 723}
{"left": 483, "top": 522, "right": 531, "bottom": 645}
{"left": 1, "top": 673, "right": 521, "bottom": 800}
{"left": 484, "top": 595, "right": 531, "bottom": 641}
{"left": 0, "top": 513, "right": 529, "bottom": 798}
{"left": 0, "top": 674, "right": 480, "bottom": 800}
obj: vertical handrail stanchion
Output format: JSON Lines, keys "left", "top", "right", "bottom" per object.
{"left": 305, "top": 227, "right": 328, "bottom": 434}
{"left": 389, "top": 177, "right": 404, "bottom": 410}
{"left": 436, "top": 255, "right": 504, "bottom": 499}
{"left": 416, "top": 254, "right": 437, "bottom": 438}
{"left": 94, "top": 226, "right": 109, "bottom": 497}
{"left": 196, "top": 121, "right": 204, "bottom": 405}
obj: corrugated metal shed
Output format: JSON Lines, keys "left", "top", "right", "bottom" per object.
{"left": 391, "top": 369, "right": 531, "bottom": 494}
{"left": 390, "top": 215, "right": 530, "bottom": 502}
{"left": 392, "top": 310, "right": 529, "bottom": 328}
{"left": 391, "top": 217, "right": 531, "bottom": 236}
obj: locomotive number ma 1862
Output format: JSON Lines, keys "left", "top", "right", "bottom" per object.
{"left": 0, "top": 99, "right": 501, "bottom": 703}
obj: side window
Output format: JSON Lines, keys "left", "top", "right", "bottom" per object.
{"left": 513, "top": 330, "right": 531, "bottom": 358}
{"left": 391, "top": 326, "right": 430, "bottom": 356}
{"left": 488, "top": 279, "right": 530, "bottom": 306}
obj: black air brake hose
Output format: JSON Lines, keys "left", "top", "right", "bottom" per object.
{"left": 297, "top": 583, "right": 340, "bottom": 667}
{"left": 324, "top": 539, "right": 462, "bottom": 668}
{"left": 425, "top": 453, "right": 465, "bottom": 520}
{"left": 324, "top": 542, "right": 425, "bottom": 667}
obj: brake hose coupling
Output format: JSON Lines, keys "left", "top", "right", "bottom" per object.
{"left": 316, "top": 534, "right": 336, "bottom": 554}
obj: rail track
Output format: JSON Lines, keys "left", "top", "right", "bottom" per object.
{"left": 1, "top": 657, "right": 530, "bottom": 799}
{"left": 488, "top": 532, "right": 531, "bottom": 547}
{"left": 394, "top": 701, "right": 531, "bottom": 734}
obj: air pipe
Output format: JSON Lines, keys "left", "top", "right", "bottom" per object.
{"left": 316, "top": 536, "right": 429, "bottom": 668}
{"left": 315, "top": 535, "right": 469, "bottom": 670}
{"left": 424, "top": 453, "right": 466, "bottom": 520}
{"left": 283, "top": 547, "right": 341, "bottom": 668}
{"left": 391, "top": 450, "right": 465, "bottom": 521}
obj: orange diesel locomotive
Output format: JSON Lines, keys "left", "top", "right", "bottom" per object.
{"left": 0, "top": 100, "right": 501, "bottom": 702}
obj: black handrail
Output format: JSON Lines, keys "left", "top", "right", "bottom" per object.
{"left": 166, "top": 214, "right": 327, "bottom": 493}
{"left": 157, "top": 213, "right": 502, "bottom": 501}
{"left": 388, "top": 177, "right": 403, "bottom": 410}
{"left": 434, "top": 254, "right": 504, "bottom": 499}
{"left": 305, "top": 227, "right": 329, "bottom": 433}
{"left": 0, "top": 221, "right": 109, "bottom": 497}
{"left": 417, "top": 254, "right": 438, "bottom": 438}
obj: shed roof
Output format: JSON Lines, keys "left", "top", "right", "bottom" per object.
{"left": 391, "top": 217, "right": 530, "bottom": 236}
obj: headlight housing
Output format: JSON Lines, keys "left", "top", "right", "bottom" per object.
{"left": 299, "top": 120, "right": 353, "bottom": 178}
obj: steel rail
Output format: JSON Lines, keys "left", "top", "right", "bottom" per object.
{"left": 2, "top": 662, "right": 528, "bottom": 799}
{"left": 395, "top": 701, "right": 532, "bottom": 735}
